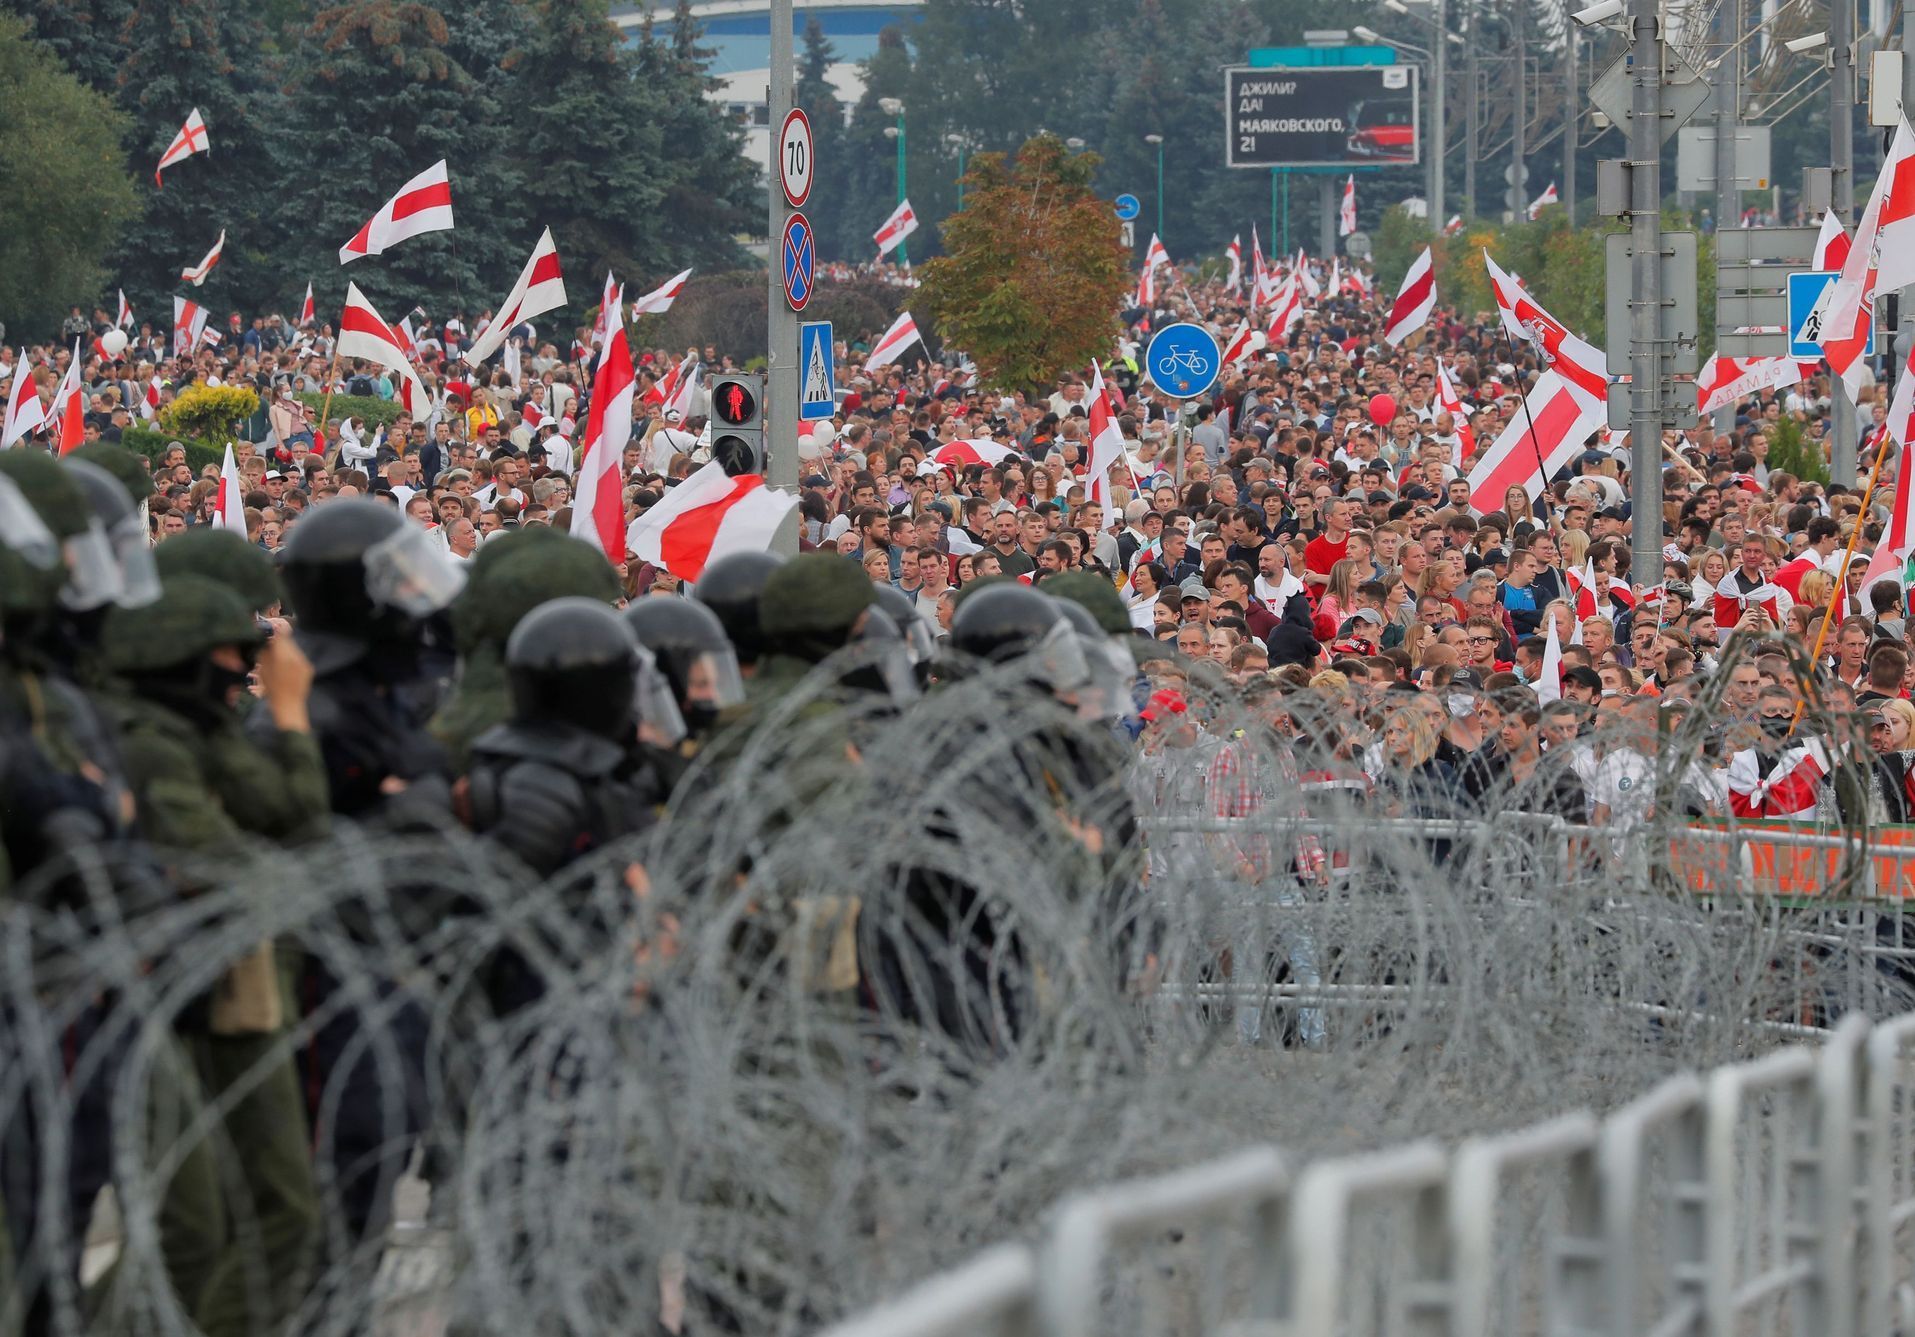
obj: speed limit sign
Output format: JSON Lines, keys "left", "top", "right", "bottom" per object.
{"left": 778, "top": 109, "right": 813, "bottom": 209}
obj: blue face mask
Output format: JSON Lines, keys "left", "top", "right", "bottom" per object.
{"left": 1512, "top": 663, "right": 1529, "bottom": 683}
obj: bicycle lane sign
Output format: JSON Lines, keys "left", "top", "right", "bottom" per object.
{"left": 1144, "top": 322, "right": 1222, "bottom": 400}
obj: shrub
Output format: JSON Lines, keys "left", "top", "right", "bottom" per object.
{"left": 161, "top": 384, "right": 259, "bottom": 443}
{"left": 1766, "top": 413, "right": 1829, "bottom": 485}
{"left": 123, "top": 425, "right": 223, "bottom": 475}
{"left": 298, "top": 392, "right": 405, "bottom": 431}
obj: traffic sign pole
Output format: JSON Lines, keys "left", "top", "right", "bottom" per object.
{"left": 766, "top": 0, "right": 799, "bottom": 549}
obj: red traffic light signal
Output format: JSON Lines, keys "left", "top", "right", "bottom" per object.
{"left": 713, "top": 380, "right": 758, "bottom": 426}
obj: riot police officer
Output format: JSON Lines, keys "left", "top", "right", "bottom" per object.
{"left": 624, "top": 597, "right": 745, "bottom": 794}
{"left": 692, "top": 551, "right": 784, "bottom": 677}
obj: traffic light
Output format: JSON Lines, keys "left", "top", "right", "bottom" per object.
{"left": 708, "top": 372, "right": 764, "bottom": 476}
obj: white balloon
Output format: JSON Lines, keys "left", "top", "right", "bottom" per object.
{"left": 809, "top": 420, "right": 836, "bottom": 447}
{"left": 797, "top": 432, "right": 823, "bottom": 461}
{"left": 100, "top": 329, "right": 128, "bottom": 357}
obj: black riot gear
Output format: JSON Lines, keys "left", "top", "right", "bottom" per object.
{"left": 692, "top": 551, "right": 784, "bottom": 668}
{"left": 507, "top": 597, "right": 684, "bottom": 743}
{"left": 624, "top": 597, "right": 744, "bottom": 737}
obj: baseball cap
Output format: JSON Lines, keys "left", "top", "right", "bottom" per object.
{"left": 802, "top": 473, "right": 830, "bottom": 488}
{"left": 1352, "top": 607, "right": 1384, "bottom": 625}
{"left": 1178, "top": 576, "right": 1208, "bottom": 601}
{"left": 1449, "top": 667, "right": 1486, "bottom": 691}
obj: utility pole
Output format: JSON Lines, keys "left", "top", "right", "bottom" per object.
{"left": 1465, "top": 41, "right": 1478, "bottom": 218}
{"left": 1564, "top": 29, "right": 1578, "bottom": 221}
{"left": 1831, "top": 0, "right": 1857, "bottom": 484}
{"left": 1430, "top": 0, "right": 1447, "bottom": 233}
{"left": 1712, "top": 0, "right": 1741, "bottom": 435}
{"left": 766, "top": 0, "right": 799, "bottom": 537}
{"left": 1628, "top": 0, "right": 1665, "bottom": 589}
{"left": 1512, "top": 0, "right": 1527, "bottom": 219}
{"left": 1320, "top": 176, "right": 1336, "bottom": 258}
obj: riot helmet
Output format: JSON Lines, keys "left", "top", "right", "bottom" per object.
{"left": 506, "top": 597, "right": 685, "bottom": 745}
{"left": 692, "top": 551, "right": 784, "bottom": 668}
{"left": 623, "top": 597, "right": 746, "bottom": 737}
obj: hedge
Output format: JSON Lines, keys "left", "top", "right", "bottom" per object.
{"left": 123, "top": 425, "right": 223, "bottom": 474}
{"left": 298, "top": 392, "right": 405, "bottom": 431}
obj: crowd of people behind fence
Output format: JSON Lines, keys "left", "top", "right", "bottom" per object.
{"left": 0, "top": 247, "right": 1911, "bottom": 1332}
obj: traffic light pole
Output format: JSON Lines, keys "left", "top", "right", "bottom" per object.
{"left": 1627, "top": 0, "right": 1665, "bottom": 590}
{"left": 1830, "top": 0, "right": 1858, "bottom": 484}
{"left": 766, "top": 0, "right": 800, "bottom": 551}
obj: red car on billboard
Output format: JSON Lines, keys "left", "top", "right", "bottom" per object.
{"left": 1345, "top": 94, "right": 1416, "bottom": 162}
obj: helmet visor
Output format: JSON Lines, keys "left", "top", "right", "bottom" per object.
{"left": 111, "top": 514, "right": 161, "bottom": 608}
{"left": 635, "top": 643, "right": 688, "bottom": 747}
{"left": 60, "top": 521, "right": 123, "bottom": 611}
{"left": 1031, "top": 618, "right": 1092, "bottom": 695}
{"left": 364, "top": 523, "right": 467, "bottom": 617}
{"left": 691, "top": 644, "right": 747, "bottom": 710}
{"left": 0, "top": 475, "right": 58, "bottom": 570}
{"left": 899, "top": 612, "right": 937, "bottom": 665}
{"left": 1076, "top": 637, "right": 1139, "bottom": 721}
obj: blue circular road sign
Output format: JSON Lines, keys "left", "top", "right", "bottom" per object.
{"left": 1114, "top": 193, "right": 1141, "bottom": 222}
{"left": 781, "top": 211, "right": 815, "bottom": 311}
{"left": 1144, "top": 322, "right": 1221, "bottom": 400}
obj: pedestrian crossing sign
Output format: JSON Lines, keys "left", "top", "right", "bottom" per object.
{"left": 799, "top": 321, "right": 835, "bottom": 421}
{"left": 1788, "top": 270, "right": 1874, "bottom": 360}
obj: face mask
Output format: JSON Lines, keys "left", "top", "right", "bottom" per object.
{"left": 1760, "top": 715, "right": 1795, "bottom": 740}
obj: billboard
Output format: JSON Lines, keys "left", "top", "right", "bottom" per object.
{"left": 1225, "top": 65, "right": 1420, "bottom": 169}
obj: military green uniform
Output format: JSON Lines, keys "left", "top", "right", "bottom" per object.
{"left": 99, "top": 574, "right": 322, "bottom": 1337}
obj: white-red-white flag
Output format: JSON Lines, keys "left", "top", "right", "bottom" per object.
{"left": 1535, "top": 614, "right": 1564, "bottom": 703}
{"left": 1863, "top": 367, "right": 1915, "bottom": 593}
{"left": 570, "top": 323, "right": 637, "bottom": 563}
{"left": 589, "top": 271, "right": 624, "bottom": 371}
{"left": 1434, "top": 359, "right": 1475, "bottom": 468}
{"left": 154, "top": 109, "right": 208, "bottom": 188}
{"left": 1, "top": 351, "right": 43, "bottom": 449}
{"left": 1225, "top": 235, "right": 1242, "bottom": 293}
{"left": 338, "top": 282, "right": 428, "bottom": 410}
{"left": 1296, "top": 250, "right": 1321, "bottom": 300}
{"left": 874, "top": 199, "right": 919, "bottom": 256}
{"left": 1443, "top": 215, "right": 1464, "bottom": 236}
{"left": 299, "top": 282, "right": 315, "bottom": 327}
{"left": 1526, "top": 182, "right": 1559, "bottom": 220}
{"left": 1465, "top": 369, "right": 1605, "bottom": 510}
{"left": 1339, "top": 176, "right": 1357, "bottom": 236}
{"left": 213, "top": 443, "right": 245, "bottom": 532}
{"left": 1250, "top": 226, "right": 1269, "bottom": 310}
{"left": 1824, "top": 118, "right": 1915, "bottom": 400}
{"left": 181, "top": 230, "right": 225, "bottom": 286}
{"left": 51, "top": 343, "right": 84, "bottom": 456}
{"left": 628, "top": 461, "right": 798, "bottom": 583}
{"left": 630, "top": 267, "right": 692, "bottom": 316}
{"left": 1813, "top": 210, "right": 1851, "bottom": 270}
{"left": 1384, "top": 246, "right": 1436, "bottom": 346}
{"left": 462, "top": 228, "right": 566, "bottom": 365}
{"left": 865, "top": 311, "right": 923, "bottom": 371}
{"left": 926, "top": 439, "right": 1017, "bottom": 471}
{"left": 1695, "top": 354, "right": 1802, "bottom": 416}
{"left": 1085, "top": 360, "right": 1127, "bottom": 507}
{"left": 644, "top": 351, "right": 696, "bottom": 411}
{"left": 1483, "top": 250, "right": 1609, "bottom": 407}
{"left": 339, "top": 160, "right": 454, "bottom": 264}
{"left": 1264, "top": 275, "right": 1303, "bottom": 344}
{"left": 1220, "top": 321, "right": 1264, "bottom": 367}
{"left": 141, "top": 376, "right": 161, "bottom": 423}
{"left": 116, "top": 290, "right": 133, "bottom": 330}
{"left": 173, "top": 296, "right": 207, "bottom": 356}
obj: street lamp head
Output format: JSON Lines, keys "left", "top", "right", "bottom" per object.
{"left": 944, "top": 132, "right": 967, "bottom": 146}
{"left": 1569, "top": 0, "right": 1624, "bottom": 26}
{"left": 1353, "top": 24, "right": 1382, "bottom": 40}
{"left": 878, "top": 97, "right": 904, "bottom": 116}
{"left": 1143, "top": 133, "right": 1164, "bottom": 145}
{"left": 882, "top": 126, "right": 900, "bottom": 140}
{"left": 1065, "top": 137, "right": 1085, "bottom": 149}
{"left": 1383, "top": 0, "right": 1411, "bottom": 13}
{"left": 1783, "top": 30, "right": 1828, "bottom": 52}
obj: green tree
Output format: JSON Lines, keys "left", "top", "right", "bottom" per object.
{"left": 794, "top": 16, "right": 847, "bottom": 257}
{"left": 822, "top": 25, "right": 920, "bottom": 263}
{"left": 1, "top": 0, "right": 134, "bottom": 96}
{"left": 918, "top": 134, "right": 1129, "bottom": 392}
{"left": 279, "top": 1, "right": 531, "bottom": 324}
{"left": 0, "top": 13, "right": 136, "bottom": 334}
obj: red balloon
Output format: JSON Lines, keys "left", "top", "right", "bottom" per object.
{"left": 1368, "top": 393, "right": 1397, "bottom": 427}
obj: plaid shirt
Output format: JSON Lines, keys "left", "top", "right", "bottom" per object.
{"left": 1205, "top": 732, "right": 1326, "bottom": 882}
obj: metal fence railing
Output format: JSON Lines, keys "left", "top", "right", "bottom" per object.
{"left": 817, "top": 1010, "right": 1915, "bottom": 1337}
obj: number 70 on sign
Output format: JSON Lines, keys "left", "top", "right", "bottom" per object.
{"left": 780, "top": 109, "right": 814, "bottom": 209}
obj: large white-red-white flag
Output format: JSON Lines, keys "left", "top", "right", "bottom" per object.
{"left": 1527, "top": 182, "right": 1559, "bottom": 220}
{"left": 116, "top": 290, "right": 133, "bottom": 330}
{"left": 1465, "top": 369, "right": 1605, "bottom": 510}
{"left": 141, "top": 376, "right": 161, "bottom": 423}
{"left": 213, "top": 444, "right": 245, "bottom": 532}
{"left": 1220, "top": 321, "right": 1264, "bottom": 368}
{"left": 1435, "top": 359, "right": 1475, "bottom": 469}
{"left": 1296, "top": 249, "right": 1321, "bottom": 300}
{"left": 173, "top": 296, "right": 208, "bottom": 356}
{"left": 627, "top": 460, "right": 798, "bottom": 582}
{"left": 570, "top": 323, "right": 637, "bottom": 563}
{"left": 50, "top": 343, "right": 84, "bottom": 456}
{"left": 181, "top": 230, "right": 225, "bottom": 286}
{"left": 1862, "top": 354, "right": 1915, "bottom": 593}
{"left": 1824, "top": 118, "right": 1915, "bottom": 400}
{"left": 1084, "top": 360, "right": 1127, "bottom": 506}
{"left": 1696, "top": 353, "right": 1802, "bottom": 416}
{"left": 874, "top": 199, "right": 919, "bottom": 256}
{"left": 1813, "top": 210, "right": 1851, "bottom": 270}
{"left": 1263, "top": 275, "right": 1303, "bottom": 345}
{"left": 926, "top": 439, "right": 1017, "bottom": 471}
{"left": 1, "top": 351, "right": 44, "bottom": 449}
{"left": 1483, "top": 250, "right": 1608, "bottom": 407}
{"left": 298, "top": 282, "right": 314, "bottom": 327}
{"left": 644, "top": 352, "right": 699, "bottom": 417}
{"left": 462, "top": 228, "right": 566, "bottom": 365}
{"left": 630, "top": 267, "right": 692, "bottom": 316}
{"left": 154, "top": 109, "right": 208, "bottom": 187}
{"left": 1384, "top": 246, "right": 1436, "bottom": 346}
{"left": 338, "top": 282, "right": 428, "bottom": 410}
{"left": 1339, "top": 176, "right": 1356, "bottom": 236}
{"left": 864, "top": 311, "right": 923, "bottom": 371}
{"left": 1225, "top": 235, "right": 1243, "bottom": 293}
{"left": 339, "top": 160, "right": 454, "bottom": 264}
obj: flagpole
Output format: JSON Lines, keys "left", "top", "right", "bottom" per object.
{"left": 317, "top": 343, "right": 343, "bottom": 469}
{"left": 1500, "top": 326, "right": 1554, "bottom": 505}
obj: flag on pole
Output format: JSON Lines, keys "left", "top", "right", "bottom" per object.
{"left": 1084, "top": 361, "right": 1127, "bottom": 507}
{"left": 213, "top": 444, "right": 245, "bottom": 532}
{"left": 1862, "top": 356, "right": 1915, "bottom": 592}
{"left": 1526, "top": 182, "right": 1560, "bottom": 220}
{"left": 1, "top": 351, "right": 44, "bottom": 449}
{"left": 1823, "top": 118, "right": 1915, "bottom": 401}
{"left": 1483, "top": 250, "right": 1609, "bottom": 407}
{"left": 1225, "top": 235, "right": 1243, "bottom": 293}
{"left": 51, "top": 343, "right": 84, "bottom": 455}
{"left": 630, "top": 267, "right": 692, "bottom": 316}
{"left": 338, "top": 282, "right": 428, "bottom": 410}
{"left": 462, "top": 228, "right": 566, "bottom": 365}
{"left": 1443, "top": 215, "right": 1465, "bottom": 236}
{"left": 1813, "top": 210, "right": 1851, "bottom": 270}
{"left": 141, "top": 376, "right": 161, "bottom": 423}
{"left": 874, "top": 199, "right": 919, "bottom": 256}
{"left": 590, "top": 271, "right": 624, "bottom": 370}
{"left": 1135, "top": 233, "right": 1170, "bottom": 306}
{"left": 864, "top": 311, "right": 923, "bottom": 371}
{"left": 1465, "top": 369, "right": 1605, "bottom": 510}
{"left": 1383, "top": 246, "right": 1436, "bottom": 346}
{"left": 116, "top": 291, "right": 134, "bottom": 330}
{"left": 181, "top": 230, "right": 225, "bottom": 286}
{"left": 627, "top": 460, "right": 798, "bottom": 582}
{"left": 570, "top": 323, "right": 638, "bottom": 564}
{"left": 1250, "top": 226, "right": 1269, "bottom": 310}
{"left": 1534, "top": 615, "right": 1564, "bottom": 703}
{"left": 154, "top": 109, "right": 208, "bottom": 187}
{"left": 339, "top": 160, "right": 455, "bottom": 264}
{"left": 1434, "top": 359, "right": 1474, "bottom": 469}
{"left": 1220, "top": 321, "right": 1264, "bottom": 367}
{"left": 173, "top": 296, "right": 208, "bottom": 356}
{"left": 1338, "top": 176, "right": 1357, "bottom": 236}
{"left": 1264, "top": 275, "right": 1303, "bottom": 344}
{"left": 299, "top": 282, "right": 315, "bottom": 327}
{"left": 1695, "top": 353, "right": 1803, "bottom": 416}
{"left": 1296, "top": 250, "right": 1321, "bottom": 300}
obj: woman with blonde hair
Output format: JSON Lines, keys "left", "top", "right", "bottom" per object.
{"left": 1317, "top": 558, "right": 1363, "bottom": 631}
{"left": 1376, "top": 705, "right": 1462, "bottom": 825}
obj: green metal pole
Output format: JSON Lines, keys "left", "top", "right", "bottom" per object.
{"left": 1270, "top": 168, "right": 1278, "bottom": 257}
{"left": 1280, "top": 171, "right": 1290, "bottom": 256}
{"left": 896, "top": 113, "right": 908, "bottom": 267}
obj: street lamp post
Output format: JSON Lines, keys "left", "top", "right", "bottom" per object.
{"left": 945, "top": 132, "right": 968, "bottom": 208}
{"left": 880, "top": 97, "right": 907, "bottom": 265}
{"left": 1364, "top": 12, "right": 1453, "bottom": 233}
{"left": 1143, "top": 133, "right": 1164, "bottom": 243}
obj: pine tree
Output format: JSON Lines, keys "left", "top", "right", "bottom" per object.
{"left": 279, "top": 1, "right": 531, "bottom": 327}
{"left": 106, "top": 0, "right": 298, "bottom": 324}
{"left": 830, "top": 26, "right": 917, "bottom": 264}
{"left": 3, "top": 0, "right": 134, "bottom": 97}
{"left": 794, "top": 16, "right": 846, "bottom": 260}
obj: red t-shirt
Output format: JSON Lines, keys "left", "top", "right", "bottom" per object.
{"left": 1303, "top": 532, "right": 1350, "bottom": 580}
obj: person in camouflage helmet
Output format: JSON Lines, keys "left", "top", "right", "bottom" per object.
{"left": 430, "top": 526, "right": 621, "bottom": 771}
{"left": 749, "top": 552, "right": 879, "bottom": 706}
{"left": 98, "top": 574, "right": 322, "bottom": 1336}
{"left": 1041, "top": 570, "right": 1132, "bottom": 638}
{"left": 154, "top": 528, "right": 284, "bottom": 618}
{"left": 65, "top": 442, "right": 153, "bottom": 512}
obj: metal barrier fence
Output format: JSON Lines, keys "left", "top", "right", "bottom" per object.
{"left": 819, "top": 1009, "right": 1915, "bottom": 1337}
